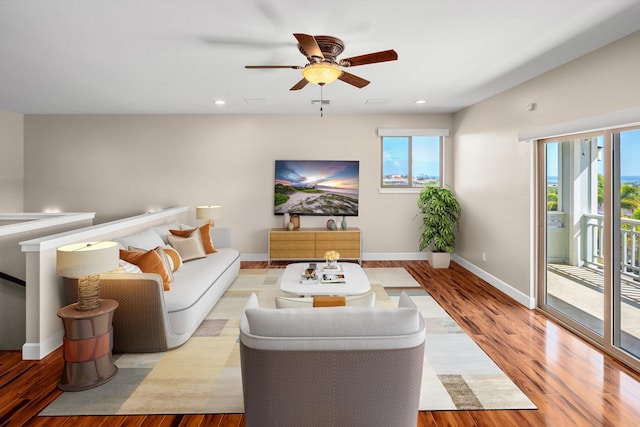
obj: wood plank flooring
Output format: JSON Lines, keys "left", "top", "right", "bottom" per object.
{"left": 2, "top": 260, "right": 640, "bottom": 426}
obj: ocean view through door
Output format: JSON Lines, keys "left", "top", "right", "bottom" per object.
{"left": 540, "top": 126, "right": 640, "bottom": 370}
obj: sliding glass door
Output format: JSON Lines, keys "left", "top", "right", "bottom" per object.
{"left": 615, "top": 128, "right": 640, "bottom": 359}
{"left": 540, "top": 126, "right": 640, "bottom": 369}
{"left": 542, "top": 135, "right": 604, "bottom": 337}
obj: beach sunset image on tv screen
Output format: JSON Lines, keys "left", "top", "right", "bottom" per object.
{"left": 274, "top": 160, "right": 359, "bottom": 216}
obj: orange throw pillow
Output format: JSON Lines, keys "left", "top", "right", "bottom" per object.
{"left": 197, "top": 223, "right": 217, "bottom": 254}
{"left": 163, "top": 246, "right": 182, "bottom": 272}
{"left": 120, "top": 249, "right": 172, "bottom": 291}
{"left": 169, "top": 228, "right": 194, "bottom": 237}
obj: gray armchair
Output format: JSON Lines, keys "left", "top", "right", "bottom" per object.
{"left": 239, "top": 292, "right": 425, "bottom": 427}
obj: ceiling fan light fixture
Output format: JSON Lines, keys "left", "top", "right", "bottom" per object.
{"left": 302, "top": 63, "right": 343, "bottom": 86}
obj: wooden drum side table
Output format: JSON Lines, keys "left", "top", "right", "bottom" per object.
{"left": 57, "top": 299, "right": 119, "bottom": 391}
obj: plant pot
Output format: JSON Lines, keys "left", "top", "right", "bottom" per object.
{"left": 428, "top": 251, "right": 451, "bottom": 269}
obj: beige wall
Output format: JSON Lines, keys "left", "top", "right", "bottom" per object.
{"left": 0, "top": 110, "right": 24, "bottom": 211}
{"left": 453, "top": 31, "right": 640, "bottom": 299}
{"left": 23, "top": 113, "right": 453, "bottom": 258}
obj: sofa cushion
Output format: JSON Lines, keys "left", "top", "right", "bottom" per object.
{"left": 167, "top": 234, "right": 206, "bottom": 262}
{"left": 170, "top": 224, "right": 217, "bottom": 254}
{"left": 111, "top": 259, "right": 142, "bottom": 274}
{"left": 245, "top": 306, "right": 421, "bottom": 338}
{"left": 163, "top": 248, "right": 240, "bottom": 313}
{"left": 117, "top": 228, "right": 165, "bottom": 251}
{"left": 241, "top": 292, "right": 425, "bottom": 352}
{"left": 152, "top": 221, "right": 181, "bottom": 245}
{"left": 120, "top": 248, "right": 172, "bottom": 291}
{"left": 128, "top": 245, "right": 174, "bottom": 283}
{"left": 163, "top": 246, "right": 182, "bottom": 272}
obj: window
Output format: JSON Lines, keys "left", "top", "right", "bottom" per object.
{"left": 380, "top": 134, "right": 443, "bottom": 189}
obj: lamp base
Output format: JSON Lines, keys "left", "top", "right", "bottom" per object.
{"left": 77, "top": 274, "right": 101, "bottom": 311}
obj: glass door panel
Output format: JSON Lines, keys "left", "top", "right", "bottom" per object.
{"left": 544, "top": 136, "right": 604, "bottom": 336}
{"left": 616, "top": 129, "right": 640, "bottom": 358}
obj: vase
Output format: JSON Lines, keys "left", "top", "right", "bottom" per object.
{"left": 283, "top": 213, "right": 290, "bottom": 229}
{"left": 290, "top": 214, "right": 300, "bottom": 229}
{"left": 341, "top": 216, "right": 347, "bottom": 230}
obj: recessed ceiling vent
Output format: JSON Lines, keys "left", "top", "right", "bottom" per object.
{"left": 311, "top": 99, "right": 331, "bottom": 105}
{"left": 365, "top": 99, "right": 390, "bottom": 105}
{"left": 244, "top": 98, "right": 269, "bottom": 105}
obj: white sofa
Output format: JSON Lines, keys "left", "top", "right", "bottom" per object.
{"left": 64, "top": 223, "right": 240, "bottom": 353}
{"left": 240, "top": 292, "right": 426, "bottom": 427}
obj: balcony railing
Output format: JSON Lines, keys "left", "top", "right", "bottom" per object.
{"left": 582, "top": 213, "right": 640, "bottom": 280}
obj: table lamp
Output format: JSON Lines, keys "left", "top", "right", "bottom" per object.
{"left": 196, "top": 205, "right": 223, "bottom": 226}
{"left": 56, "top": 241, "right": 120, "bottom": 311}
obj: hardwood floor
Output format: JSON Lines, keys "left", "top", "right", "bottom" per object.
{"left": 2, "top": 260, "right": 640, "bottom": 426}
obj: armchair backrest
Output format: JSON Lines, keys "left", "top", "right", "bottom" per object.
{"left": 239, "top": 292, "right": 425, "bottom": 427}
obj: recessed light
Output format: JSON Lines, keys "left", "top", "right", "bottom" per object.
{"left": 213, "top": 99, "right": 226, "bottom": 105}
{"left": 415, "top": 99, "right": 426, "bottom": 104}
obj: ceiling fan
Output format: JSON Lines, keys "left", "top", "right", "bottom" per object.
{"left": 245, "top": 33, "right": 398, "bottom": 91}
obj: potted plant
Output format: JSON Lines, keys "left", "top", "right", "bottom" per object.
{"left": 416, "top": 185, "right": 461, "bottom": 268}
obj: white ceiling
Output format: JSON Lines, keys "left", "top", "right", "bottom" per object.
{"left": 1, "top": 0, "right": 640, "bottom": 115}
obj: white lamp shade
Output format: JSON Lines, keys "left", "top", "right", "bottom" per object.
{"left": 196, "top": 205, "right": 223, "bottom": 221}
{"left": 56, "top": 241, "right": 120, "bottom": 278}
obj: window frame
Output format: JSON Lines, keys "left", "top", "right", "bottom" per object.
{"left": 377, "top": 128, "right": 448, "bottom": 193}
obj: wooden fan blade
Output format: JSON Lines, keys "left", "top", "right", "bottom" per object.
{"left": 290, "top": 78, "right": 309, "bottom": 91}
{"left": 245, "top": 65, "right": 301, "bottom": 69}
{"left": 293, "top": 33, "right": 324, "bottom": 60}
{"left": 338, "top": 71, "right": 370, "bottom": 88}
{"left": 340, "top": 49, "right": 398, "bottom": 67}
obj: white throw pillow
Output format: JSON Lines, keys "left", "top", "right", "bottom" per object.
{"left": 117, "top": 228, "right": 165, "bottom": 251}
{"left": 167, "top": 234, "right": 207, "bottom": 262}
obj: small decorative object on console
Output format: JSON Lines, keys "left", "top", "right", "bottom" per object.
{"left": 290, "top": 214, "right": 301, "bottom": 229}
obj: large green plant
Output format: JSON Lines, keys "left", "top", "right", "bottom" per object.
{"left": 417, "top": 186, "right": 461, "bottom": 253}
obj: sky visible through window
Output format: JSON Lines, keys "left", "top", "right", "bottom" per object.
{"left": 546, "top": 130, "right": 640, "bottom": 183}
{"left": 383, "top": 136, "right": 440, "bottom": 178}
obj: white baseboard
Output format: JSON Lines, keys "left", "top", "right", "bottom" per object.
{"left": 22, "top": 330, "right": 64, "bottom": 360}
{"left": 452, "top": 254, "right": 536, "bottom": 309}
{"left": 363, "top": 252, "right": 428, "bottom": 261}
{"left": 240, "top": 253, "right": 268, "bottom": 262}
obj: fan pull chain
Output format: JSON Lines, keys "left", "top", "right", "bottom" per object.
{"left": 320, "top": 84, "right": 324, "bottom": 117}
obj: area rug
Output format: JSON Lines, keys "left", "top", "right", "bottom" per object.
{"left": 40, "top": 267, "right": 536, "bottom": 416}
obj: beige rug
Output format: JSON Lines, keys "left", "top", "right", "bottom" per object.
{"left": 41, "top": 268, "right": 536, "bottom": 416}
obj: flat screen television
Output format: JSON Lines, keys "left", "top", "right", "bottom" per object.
{"left": 274, "top": 160, "right": 359, "bottom": 216}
